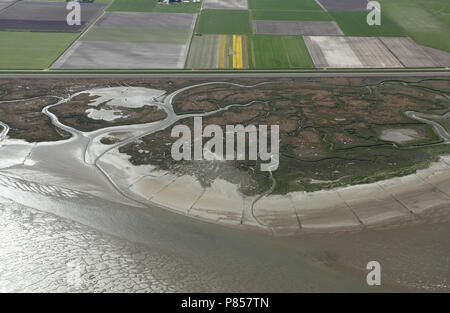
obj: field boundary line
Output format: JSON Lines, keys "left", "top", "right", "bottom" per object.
{"left": 183, "top": 12, "right": 200, "bottom": 69}
{"left": 378, "top": 36, "right": 407, "bottom": 68}
{"left": 0, "top": 0, "right": 19, "bottom": 14}
{"left": 313, "top": 0, "right": 328, "bottom": 12}
{"left": 300, "top": 36, "right": 315, "bottom": 69}
{"left": 47, "top": 1, "right": 112, "bottom": 70}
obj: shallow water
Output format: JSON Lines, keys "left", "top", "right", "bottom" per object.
{"left": 0, "top": 175, "right": 375, "bottom": 292}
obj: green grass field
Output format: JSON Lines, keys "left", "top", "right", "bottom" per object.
{"left": 417, "top": 0, "right": 450, "bottom": 24}
{"left": 379, "top": 0, "right": 450, "bottom": 52}
{"left": 249, "top": 0, "right": 323, "bottom": 11}
{"left": 0, "top": 31, "right": 78, "bottom": 69}
{"left": 197, "top": 10, "right": 251, "bottom": 34}
{"left": 153, "top": 2, "right": 201, "bottom": 13}
{"left": 249, "top": 35, "right": 313, "bottom": 69}
{"left": 330, "top": 12, "right": 407, "bottom": 37}
{"left": 251, "top": 10, "right": 332, "bottom": 21}
{"left": 107, "top": 0, "right": 156, "bottom": 12}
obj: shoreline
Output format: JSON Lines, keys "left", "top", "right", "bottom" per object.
{"left": 1, "top": 80, "right": 449, "bottom": 236}
{"left": 98, "top": 146, "right": 450, "bottom": 236}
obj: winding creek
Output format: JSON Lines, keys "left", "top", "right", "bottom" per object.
{"left": 0, "top": 79, "right": 449, "bottom": 292}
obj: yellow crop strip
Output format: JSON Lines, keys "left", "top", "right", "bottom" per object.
{"left": 232, "top": 35, "right": 244, "bottom": 69}
{"left": 218, "top": 35, "right": 226, "bottom": 69}
{"left": 237, "top": 35, "right": 243, "bottom": 69}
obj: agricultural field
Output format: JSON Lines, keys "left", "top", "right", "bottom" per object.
{"left": 379, "top": 37, "right": 441, "bottom": 67}
{"left": 251, "top": 10, "right": 332, "bottom": 21}
{"left": 0, "top": 0, "right": 16, "bottom": 11}
{"left": 0, "top": 31, "right": 78, "bottom": 69}
{"left": 378, "top": 0, "right": 450, "bottom": 52}
{"left": 317, "top": 0, "right": 369, "bottom": 12}
{"left": 304, "top": 36, "right": 403, "bottom": 68}
{"left": 203, "top": 0, "right": 248, "bottom": 10}
{"left": 0, "top": 0, "right": 449, "bottom": 70}
{"left": 186, "top": 35, "right": 221, "bottom": 69}
{"left": 53, "top": 12, "right": 197, "bottom": 69}
{"left": 249, "top": 35, "right": 313, "bottom": 68}
{"left": 253, "top": 20, "right": 343, "bottom": 36}
{"left": 249, "top": 0, "right": 322, "bottom": 11}
{"left": 0, "top": 1, "right": 108, "bottom": 32}
{"left": 196, "top": 9, "right": 251, "bottom": 34}
{"left": 330, "top": 12, "right": 406, "bottom": 37}
{"left": 187, "top": 34, "right": 313, "bottom": 69}
{"left": 107, "top": 0, "right": 157, "bottom": 12}
{"left": 187, "top": 34, "right": 250, "bottom": 69}
{"left": 152, "top": 2, "right": 201, "bottom": 13}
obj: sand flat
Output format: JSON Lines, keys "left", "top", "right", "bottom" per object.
{"left": 291, "top": 191, "right": 361, "bottom": 230}
{"left": 378, "top": 175, "right": 450, "bottom": 214}
{"left": 190, "top": 179, "right": 244, "bottom": 224}
{"left": 253, "top": 195, "right": 300, "bottom": 236}
{"left": 129, "top": 172, "right": 178, "bottom": 200}
{"left": 337, "top": 184, "right": 412, "bottom": 225}
{"left": 151, "top": 175, "right": 204, "bottom": 214}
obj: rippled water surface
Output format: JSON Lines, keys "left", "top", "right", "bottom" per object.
{"left": 0, "top": 196, "right": 183, "bottom": 292}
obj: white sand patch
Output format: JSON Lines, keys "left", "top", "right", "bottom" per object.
{"left": 379, "top": 128, "right": 421, "bottom": 143}
{"left": 76, "top": 86, "right": 166, "bottom": 122}
{"left": 190, "top": 179, "right": 244, "bottom": 224}
{"left": 151, "top": 175, "right": 204, "bottom": 214}
{"left": 290, "top": 191, "right": 361, "bottom": 230}
{"left": 85, "top": 108, "right": 127, "bottom": 122}
{"left": 85, "top": 87, "right": 166, "bottom": 109}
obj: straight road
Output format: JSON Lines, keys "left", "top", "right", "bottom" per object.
{"left": 0, "top": 71, "right": 449, "bottom": 79}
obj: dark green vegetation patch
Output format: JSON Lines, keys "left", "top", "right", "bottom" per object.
{"left": 197, "top": 10, "right": 252, "bottom": 34}
{"left": 330, "top": 12, "right": 406, "bottom": 37}
{"left": 122, "top": 78, "right": 450, "bottom": 196}
{"left": 107, "top": 0, "right": 157, "bottom": 12}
